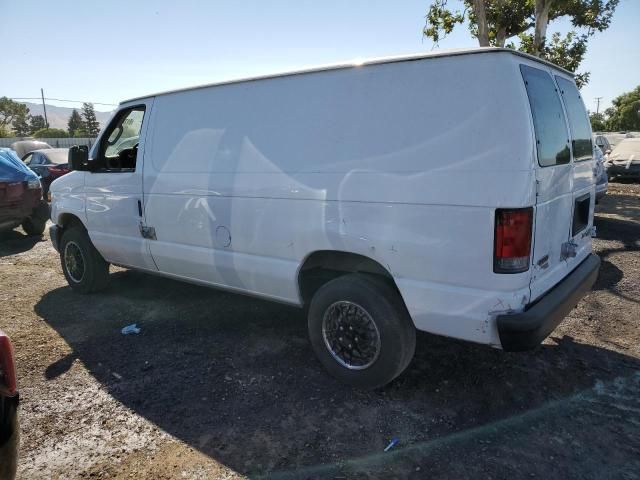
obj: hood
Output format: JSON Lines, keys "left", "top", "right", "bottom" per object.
{"left": 0, "top": 148, "right": 39, "bottom": 183}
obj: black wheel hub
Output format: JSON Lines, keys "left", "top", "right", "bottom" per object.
{"left": 321, "top": 301, "right": 381, "bottom": 370}
{"left": 64, "top": 241, "right": 85, "bottom": 283}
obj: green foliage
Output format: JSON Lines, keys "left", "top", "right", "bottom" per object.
{"left": 81, "top": 102, "right": 101, "bottom": 136}
{"left": 423, "top": 0, "right": 620, "bottom": 86}
{"left": 589, "top": 112, "right": 606, "bottom": 131}
{"left": 0, "top": 124, "right": 11, "bottom": 138}
{"left": 29, "top": 115, "right": 47, "bottom": 134}
{"left": 67, "top": 109, "right": 84, "bottom": 137}
{"left": 605, "top": 86, "right": 640, "bottom": 131}
{"left": 12, "top": 106, "right": 31, "bottom": 137}
{"left": 517, "top": 31, "right": 589, "bottom": 87}
{"left": 33, "top": 128, "right": 69, "bottom": 138}
{"left": 0, "top": 97, "right": 29, "bottom": 132}
{"left": 424, "top": 1, "right": 466, "bottom": 45}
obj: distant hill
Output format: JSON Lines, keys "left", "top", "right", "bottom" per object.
{"left": 21, "top": 102, "right": 113, "bottom": 130}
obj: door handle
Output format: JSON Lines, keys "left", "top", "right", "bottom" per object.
{"left": 137, "top": 199, "right": 142, "bottom": 217}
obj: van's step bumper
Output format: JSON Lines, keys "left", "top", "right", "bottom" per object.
{"left": 497, "top": 254, "right": 601, "bottom": 352}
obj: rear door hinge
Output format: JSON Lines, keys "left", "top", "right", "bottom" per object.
{"left": 560, "top": 240, "right": 578, "bottom": 260}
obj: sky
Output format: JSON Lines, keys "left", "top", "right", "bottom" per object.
{"left": 1, "top": 0, "right": 638, "bottom": 113}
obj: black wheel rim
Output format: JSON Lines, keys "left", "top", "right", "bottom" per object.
{"left": 64, "top": 241, "right": 85, "bottom": 283}
{"left": 321, "top": 301, "right": 381, "bottom": 370}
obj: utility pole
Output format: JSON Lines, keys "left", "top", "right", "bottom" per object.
{"left": 41, "top": 88, "right": 49, "bottom": 128}
{"left": 595, "top": 97, "right": 603, "bottom": 115}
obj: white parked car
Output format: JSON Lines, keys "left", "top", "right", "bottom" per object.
{"left": 49, "top": 48, "right": 600, "bottom": 388}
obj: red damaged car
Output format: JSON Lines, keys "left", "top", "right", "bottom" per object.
{"left": 0, "top": 148, "right": 49, "bottom": 236}
{"left": 0, "top": 331, "right": 18, "bottom": 480}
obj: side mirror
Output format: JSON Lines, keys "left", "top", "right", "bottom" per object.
{"left": 68, "top": 145, "right": 89, "bottom": 171}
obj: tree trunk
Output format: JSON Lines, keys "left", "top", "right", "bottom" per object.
{"left": 472, "top": 0, "right": 490, "bottom": 47}
{"left": 496, "top": 27, "right": 507, "bottom": 47}
{"left": 534, "top": 0, "right": 553, "bottom": 55}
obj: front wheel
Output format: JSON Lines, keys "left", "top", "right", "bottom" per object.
{"left": 59, "top": 226, "right": 110, "bottom": 293}
{"left": 308, "top": 274, "right": 416, "bottom": 389}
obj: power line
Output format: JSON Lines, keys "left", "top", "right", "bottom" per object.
{"left": 9, "top": 96, "right": 117, "bottom": 107}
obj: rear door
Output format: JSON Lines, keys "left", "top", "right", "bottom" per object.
{"left": 555, "top": 75, "right": 596, "bottom": 273}
{"left": 520, "top": 65, "right": 595, "bottom": 301}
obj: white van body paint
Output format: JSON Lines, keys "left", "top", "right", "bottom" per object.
{"left": 50, "top": 47, "right": 596, "bottom": 349}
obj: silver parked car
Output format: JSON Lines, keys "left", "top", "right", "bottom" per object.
{"left": 607, "top": 138, "right": 640, "bottom": 180}
{"left": 594, "top": 145, "right": 608, "bottom": 202}
{"left": 593, "top": 134, "right": 612, "bottom": 154}
{"left": 9, "top": 140, "right": 52, "bottom": 158}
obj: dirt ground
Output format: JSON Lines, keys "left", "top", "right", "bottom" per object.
{"left": 1, "top": 182, "right": 639, "bottom": 480}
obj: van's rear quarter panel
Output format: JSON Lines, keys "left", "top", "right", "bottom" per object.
{"left": 143, "top": 52, "right": 536, "bottom": 344}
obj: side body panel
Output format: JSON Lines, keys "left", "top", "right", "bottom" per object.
{"left": 142, "top": 52, "right": 535, "bottom": 346}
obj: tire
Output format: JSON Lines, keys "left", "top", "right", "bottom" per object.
{"left": 21, "top": 201, "right": 49, "bottom": 236}
{"left": 59, "top": 226, "right": 110, "bottom": 293}
{"left": 308, "top": 274, "right": 416, "bottom": 389}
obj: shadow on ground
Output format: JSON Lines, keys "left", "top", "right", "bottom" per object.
{"left": 34, "top": 264, "right": 640, "bottom": 478}
{"left": 0, "top": 229, "right": 43, "bottom": 257}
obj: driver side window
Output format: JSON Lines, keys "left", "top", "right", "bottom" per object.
{"left": 97, "top": 106, "right": 146, "bottom": 172}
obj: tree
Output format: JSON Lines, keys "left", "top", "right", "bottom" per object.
{"left": 67, "top": 109, "right": 84, "bottom": 137}
{"left": 29, "top": 115, "right": 47, "bottom": 134}
{"left": 12, "top": 105, "right": 31, "bottom": 137}
{"left": 423, "top": 0, "right": 619, "bottom": 87}
{"left": 604, "top": 86, "right": 640, "bottom": 131}
{"left": 0, "top": 97, "right": 29, "bottom": 133}
{"left": 589, "top": 112, "right": 606, "bottom": 132}
{"left": 81, "top": 102, "right": 100, "bottom": 136}
{"left": 32, "top": 128, "right": 69, "bottom": 138}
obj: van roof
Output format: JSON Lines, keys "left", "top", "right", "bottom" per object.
{"left": 121, "top": 47, "right": 573, "bottom": 105}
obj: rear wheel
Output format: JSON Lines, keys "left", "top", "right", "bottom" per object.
{"left": 308, "top": 274, "right": 415, "bottom": 389}
{"left": 59, "top": 226, "right": 110, "bottom": 293}
{"left": 21, "top": 201, "right": 49, "bottom": 236}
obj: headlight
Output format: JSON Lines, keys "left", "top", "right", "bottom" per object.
{"left": 27, "top": 178, "right": 41, "bottom": 190}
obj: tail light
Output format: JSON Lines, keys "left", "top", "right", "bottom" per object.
{"left": 494, "top": 208, "right": 533, "bottom": 274}
{"left": 47, "top": 165, "right": 70, "bottom": 177}
{"left": 0, "top": 333, "right": 17, "bottom": 396}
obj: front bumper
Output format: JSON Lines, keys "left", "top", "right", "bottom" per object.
{"left": 497, "top": 254, "right": 601, "bottom": 352}
{"left": 50, "top": 224, "right": 60, "bottom": 252}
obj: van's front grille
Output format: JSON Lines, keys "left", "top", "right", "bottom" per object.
{"left": 572, "top": 194, "right": 590, "bottom": 236}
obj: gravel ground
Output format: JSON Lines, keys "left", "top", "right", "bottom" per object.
{"left": 1, "top": 182, "right": 639, "bottom": 480}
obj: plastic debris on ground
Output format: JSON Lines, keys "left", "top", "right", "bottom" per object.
{"left": 384, "top": 438, "right": 398, "bottom": 452}
{"left": 121, "top": 324, "right": 141, "bottom": 335}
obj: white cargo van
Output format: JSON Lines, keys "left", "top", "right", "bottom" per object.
{"left": 50, "top": 47, "right": 600, "bottom": 388}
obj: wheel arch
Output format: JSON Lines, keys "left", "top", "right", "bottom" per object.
{"left": 297, "top": 250, "right": 406, "bottom": 308}
{"left": 56, "top": 212, "right": 86, "bottom": 231}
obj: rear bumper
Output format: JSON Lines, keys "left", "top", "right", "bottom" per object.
{"left": 497, "top": 254, "right": 601, "bottom": 352}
